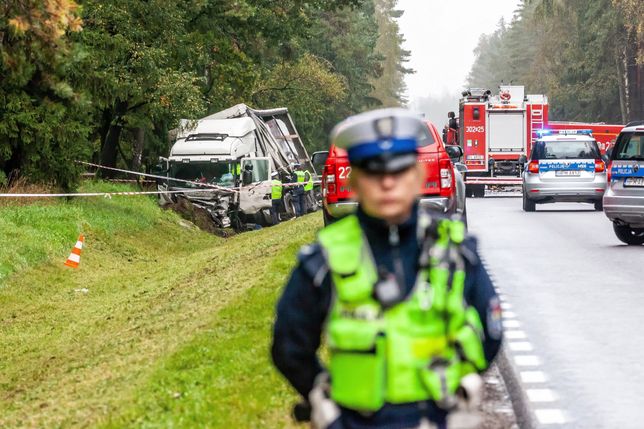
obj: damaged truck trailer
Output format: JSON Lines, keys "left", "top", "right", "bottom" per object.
{"left": 156, "top": 104, "right": 316, "bottom": 231}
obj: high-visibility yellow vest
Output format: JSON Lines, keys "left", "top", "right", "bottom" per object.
{"left": 304, "top": 170, "right": 314, "bottom": 191}
{"left": 271, "top": 179, "right": 283, "bottom": 200}
{"left": 317, "top": 214, "right": 487, "bottom": 412}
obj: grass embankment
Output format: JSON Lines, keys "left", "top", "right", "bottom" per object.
{"left": 0, "top": 182, "right": 321, "bottom": 428}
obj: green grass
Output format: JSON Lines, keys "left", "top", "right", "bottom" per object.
{"left": 0, "top": 182, "right": 169, "bottom": 283}
{"left": 0, "top": 184, "right": 322, "bottom": 428}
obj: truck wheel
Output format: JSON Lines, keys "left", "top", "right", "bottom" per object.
{"left": 522, "top": 191, "right": 536, "bottom": 212}
{"left": 613, "top": 224, "right": 644, "bottom": 245}
{"left": 471, "top": 184, "right": 485, "bottom": 198}
{"left": 467, "top": 184, "right": 485, "bottom": 198}
{"left": 594, "top": 200, "right": 603, "bottom": 211}
{"left": 283, "top": 194, "right": 297, "bottom": 219}
{"left": 261, "top": 208, "right": 272, "bottom": 226}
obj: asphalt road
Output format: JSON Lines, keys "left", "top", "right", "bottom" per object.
{"left": 468, "top": 195, "right": 644, "bottom": 429}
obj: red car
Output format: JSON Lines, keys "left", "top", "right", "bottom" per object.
{"left": 322, "top": 121, "right": 467, "bottom": 225}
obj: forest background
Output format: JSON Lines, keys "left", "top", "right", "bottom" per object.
{"left": 414, "top": 0, "right": 642, "bottom": 130}
{"left": 1, "top": 0, "right": 642, "bottom": 189}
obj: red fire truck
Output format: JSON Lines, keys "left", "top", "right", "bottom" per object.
{"left": 446, "top": 85, "right": 547, "bottom": 196}
{"left": 548, "top": 122, "right": 622, "bottom": 154}
{"left": 446, "top": 85, "right": 623, "bottom": 197}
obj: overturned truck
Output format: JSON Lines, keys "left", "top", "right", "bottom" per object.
{"left": 156, "top": 104, "right": 315, "bottom": 230}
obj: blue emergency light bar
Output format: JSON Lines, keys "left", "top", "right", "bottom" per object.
{"left": 536, "top": 129, "right": 593, "bottom": 137}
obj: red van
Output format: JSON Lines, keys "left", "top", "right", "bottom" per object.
{"left": 321, "top": 121, "right": 467, "bottom": 225}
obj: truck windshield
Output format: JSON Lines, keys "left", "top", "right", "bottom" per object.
{"left": 531, "top": 140, "right": 600, "bottom": 160}
{"left": 169, "top": 162, "right": 237, "bottom": 188}
{"left": 613, "top": 132, "right": 644, "bottom": 161}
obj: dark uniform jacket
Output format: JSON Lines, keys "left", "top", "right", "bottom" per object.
{"left": 271, "top": 205, "right": 503, "bottom": 429}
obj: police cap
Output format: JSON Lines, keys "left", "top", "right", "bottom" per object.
{"left": 330, "top": 108, "right": 424, "bottom": 174}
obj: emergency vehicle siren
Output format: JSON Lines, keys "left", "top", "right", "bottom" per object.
{"left": 536, "top": 129, "right": 594, "bottom": 137}
{"left": 64, "top": 234, "right": 85, "bottom": 268}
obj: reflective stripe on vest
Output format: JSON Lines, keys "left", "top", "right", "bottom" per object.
{"left": 317, "top": 213, "right": 487, "bottom": 412}
{"left": 271, "top": 180, "right": 283, "bottom": 200}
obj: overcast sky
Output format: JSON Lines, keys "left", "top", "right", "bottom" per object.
{"left": 397, "top": 0, "right": 520, "bottom": 101}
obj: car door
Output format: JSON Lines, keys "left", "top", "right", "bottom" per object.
{"left": 239, "top": 157, "right": 272, "bottom": 213}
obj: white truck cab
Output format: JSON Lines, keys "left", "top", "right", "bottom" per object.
{"left": 158, "top": 104, "right": 314, "bottom": 228}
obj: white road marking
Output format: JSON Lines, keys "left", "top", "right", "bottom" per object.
{"left": 505, "top": 330, "right": 527, "bottom": 340}
{"left": 508, "top": 341, "right": 533, "bottom": 352}
{"left": 479, "top": 246, "right": 567, "bottom": 424}
{"left": 514, "top": 355, "right": 542, "bottom": 366}
{"left": 534, "top": 409, "right": 567, "bottom": 425}
{"left": 526, "top": 388, "right": 558, "bottom": 403}
{"left": 503, "top": 319, "right": 521, "bottom": 328}
{"left": 520, "top": 371, "right": 547, "bottom": 383}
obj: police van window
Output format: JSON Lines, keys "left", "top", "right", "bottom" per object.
{"left": 531, "top": 140, "right": 601, "bottom": 160}
{"left": 614, "top": 133, "right": 644, "bottom": 161}
{"left": 417, "top": 125, "right": 436, "bottom": 147}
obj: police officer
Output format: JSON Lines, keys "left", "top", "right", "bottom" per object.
{"left": 271, "top": 108, "right": 503, "bottom": 429}
{"left": 271, "top": 171, "right": 283, "bottom": 225}
{"left": 303, "top": 166, "right": 315, "bottom": 213}
{"left": 292, "top": 163, "right": 306, "bottom": 217}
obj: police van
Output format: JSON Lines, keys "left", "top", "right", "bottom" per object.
{"left": 603, "top": 121, "right": 644, "bottom": 245}
{"left": 521, "top": 130, "right": 607, "bottom": 212}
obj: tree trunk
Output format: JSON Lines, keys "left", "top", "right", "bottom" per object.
{"left": 99, "top": 101, "right": 128, "bottom": 178}
{"left": 99, "top": 124, "right": 122, "bottom": 178}
{"left": 628, "top": 61, "right": 643, "bottom": 121}
{"left": 131, "top": 127, "right": 145, "bottom": 171}
{"left": 616, "top": 50, "right": 629, "bottom": 124}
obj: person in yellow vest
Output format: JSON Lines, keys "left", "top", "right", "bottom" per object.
{"left": 292, "top": 163, "right": 306, "bottom": 217}
{"left": 270, "top": 171, "right": 283, "bottom": 225}
{"left": 303, "top": 167, "right": 315, "bottom": 213}
{"left": 271, "top": 108, "right": 503, "bottom": 429}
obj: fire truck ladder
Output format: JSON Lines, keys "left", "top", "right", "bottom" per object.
{"left": 530, "top": 106, "right": 544, "bottom": 144}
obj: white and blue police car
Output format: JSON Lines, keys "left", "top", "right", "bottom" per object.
{"left": 603, "top": 121, "right": 644, "bottom": 245}
{"left": 522, "top": 129, "right": 607, "bottom": 212}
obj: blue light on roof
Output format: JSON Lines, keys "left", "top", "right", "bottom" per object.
{"left": 536, "top": 129, "right": 593, "bottom": 137}
{"left": 556, "top": 129, "right": 593, "bottom": 135}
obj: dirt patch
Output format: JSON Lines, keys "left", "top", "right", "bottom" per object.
{"left": 165, "top": 196, "right": 236, "bottom": 237}
{"left": 479, "top": 364, "right": 518, "bottom": 429}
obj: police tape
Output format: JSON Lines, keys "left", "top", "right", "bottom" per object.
{"left": 76, "top": 161, "right": 237, "bottom": 193}
{"left": 0, "top": 161, "right": 322, "bottom": 198}
{"left": 0, "top": 189, "right": 220, "bottom": 198}
{"left": 77, "top": 160, "right": 321, "bottom": 189}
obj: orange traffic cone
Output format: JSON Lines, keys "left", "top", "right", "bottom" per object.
{"left": 64, "top": 234, "right": 84, "bottom": 268}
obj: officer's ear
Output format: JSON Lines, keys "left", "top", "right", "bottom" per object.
{"left": 349, "top": 166, "right": 360, "bottom": 190}
{"left": 414, "top": 163, "right": 425, "bottom": 185}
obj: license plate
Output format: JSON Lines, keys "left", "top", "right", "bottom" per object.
{"left": 624, "top": 177, "right": 644, "bottom": 187}
{"left": 555, "top": 170, "right": 580, "bottom": 177}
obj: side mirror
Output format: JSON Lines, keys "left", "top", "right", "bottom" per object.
{"left": 151, "top": 163, "right": 168, "bottom": 176}
{"left": 454, "top": 162, "right": 468, "bottom": 174}
{"left": 445, "top": 145, "right": 463, "bottom": 161}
